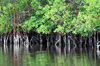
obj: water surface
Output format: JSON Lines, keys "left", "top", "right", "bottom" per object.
{"left": 0, "top": 44, "right": 100, "bottom": 66}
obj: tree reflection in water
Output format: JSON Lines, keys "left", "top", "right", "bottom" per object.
{"left": 0, "top": 44, "right": 99, "bottom": 66}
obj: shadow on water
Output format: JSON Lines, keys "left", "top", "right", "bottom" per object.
{"left": 0, "top": 43, "right": 100, "bottom": 66}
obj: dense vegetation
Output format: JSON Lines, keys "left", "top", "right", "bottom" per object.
{"left": 0, "top": 0, "right": 100, "bottom": 51}
{"left": 0, "top": 1, "right": 99, "bottom": 66}
{"left": 0, "top": 0, "right": 100, "bottom": 36}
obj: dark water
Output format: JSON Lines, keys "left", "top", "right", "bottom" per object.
{"left": 0, "top": 44, "right": 100, "bottom": 66}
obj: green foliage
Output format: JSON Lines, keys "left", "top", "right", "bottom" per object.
{"left": 72, "top": 0, "right": 100, "bottom": 36}
{"left": 0, "top": 0, "right": 100, "bottom": 36}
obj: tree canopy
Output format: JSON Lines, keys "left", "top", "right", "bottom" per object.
{"left": 0, "top": 0, "right": 100, "bottom": 36}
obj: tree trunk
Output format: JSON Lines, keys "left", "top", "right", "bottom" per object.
{"left": 55, "top": 34, "right": 61, "bottom": 55}
{"left": 94, "top": 33, "right": 96, "bottom": 49}
{"left": 0, "top": 35, "right": 2, "bottom": 44}
{"left": 13, "top": 13, "right": 16, "bottom": 35}
{"left": 79, "top": 35, "right": 82, "bottom": 52}
{"left": 89, "top": 36, "right": 92, "bottom": 48}
{"left": 46, "top": 35, "right": 49, "bottom": 49}
{"left": 84, "top": 37, "right": 87, "bottom": 51}
{"left": 16, "top": 10, "right": 19, "bottom": 35}
{"left": 73, "top": 35, "right": 76, "bottom": 52}
{"left": 40, "top": 33, "right": 42, "bottom": 51}
{"left": 63, "top": 35, "right": 67, "bottom": 55}
{"left": 67, "top": 34, "right": 70, "bottom": 53}
{"left": 97, "top": 32, "right": 99, "bottom": 42}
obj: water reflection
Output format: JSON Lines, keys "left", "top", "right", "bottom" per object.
{"left": 0, "top": 44, "right": 99, "bottom": 66}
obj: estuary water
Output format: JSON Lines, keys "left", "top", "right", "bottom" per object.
{"left": 0, "top": 44, "right": 100, "bottom": 66}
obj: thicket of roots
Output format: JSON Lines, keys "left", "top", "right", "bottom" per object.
{"left": 0, "top": 32, "right": 100, "bottom": 54}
